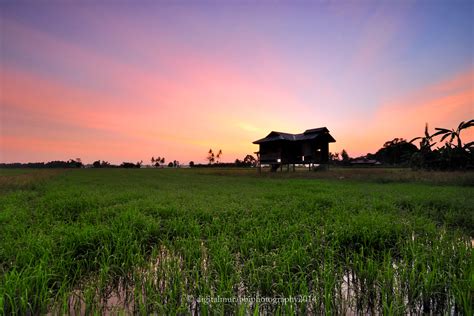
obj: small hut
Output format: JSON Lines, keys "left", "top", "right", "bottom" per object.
{"left": 253, "top": 127, "right": 336, "bottom": 171}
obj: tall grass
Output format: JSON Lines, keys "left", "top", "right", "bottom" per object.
{"left": 0, "top": 168, "right": 472, "bottom": 314}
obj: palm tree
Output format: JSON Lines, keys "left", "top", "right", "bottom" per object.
{"left": 431, "top": 120, "right": 474, "bottom": 149}
{"left": 207, "top": 149, "right": 215, "bottom": 164}
{"left": 410, "top": 123, "right": 437, "bottom": 152}
{"left": 216, "top": 149, "right": 223, "bottom": 163}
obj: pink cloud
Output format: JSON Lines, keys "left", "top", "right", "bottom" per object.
{"left": 1, "top": 21, "right": 318, "bottom": 163}
{"left": 350, "top": 3, "right": 411, "bottom": 71}
{"left": 2, "top": 12, "right": 471, "bottom": 163}
{"left": 333, "top": 68, "right": 474, "bottom": 156}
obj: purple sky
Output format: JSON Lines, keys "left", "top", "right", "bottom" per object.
{"left": 1, "top": 0, "right": 473, "bottom": 163}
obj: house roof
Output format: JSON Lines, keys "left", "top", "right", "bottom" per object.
{"left": 253, "top": 127, "right": 336, "bottom": 144}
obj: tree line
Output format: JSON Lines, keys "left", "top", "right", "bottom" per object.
{"left": 1, "top": 120, "right": 470, "bottom": 170}
{"left": 189, "top": 149, "right": 257, "bottom": 168}
{"left": 0, "top": 152, "right": 259, "bottom": 169}
{"left": 0, "top": 159, "right": 84, "bottom": 169}
{"left": 0, "top": 159, "right": 142, "bottom": 169}
{"left": 330, "top": 120, "right": 473, "bottom": 170}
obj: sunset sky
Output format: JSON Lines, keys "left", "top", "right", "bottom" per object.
{"left": 1, "top": 1, "right": 473, "bottom": 164}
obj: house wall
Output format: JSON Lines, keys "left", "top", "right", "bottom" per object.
{"left": 259, "top": 142, "right": 283, "bottom": 163}
{"left": 302, "top": 142, "right": 312, "bottom": 156}
{"left": 320, "top": 141, "right": 329, "bottom": 163}
{"left": 258, "top": 139, "right": 331, "bottom": 164}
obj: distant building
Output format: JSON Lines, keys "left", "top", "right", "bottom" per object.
{"left": 350, "top": 158, "right": 381, "bottom": 166}
{"left": 253, "top": 127, "right": 336, "bottom": 170}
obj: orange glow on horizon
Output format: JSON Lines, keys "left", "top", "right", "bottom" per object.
{"left": 1, "top": 4, "right": 472, "bottom": 163}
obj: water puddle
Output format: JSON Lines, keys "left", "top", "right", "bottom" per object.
{"left": 49, "top": 240, "right": 468, "bottom": 314}
{"left": 49, "top": 245, "right": 185, "bottom": 315}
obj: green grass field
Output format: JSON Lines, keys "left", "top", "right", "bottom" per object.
{"left": 1, "top": 168, "right": 473, "bottom": 314}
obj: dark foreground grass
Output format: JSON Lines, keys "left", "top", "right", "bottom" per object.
{"left": 0, "top": 168, "right": 473, "bottom": 314}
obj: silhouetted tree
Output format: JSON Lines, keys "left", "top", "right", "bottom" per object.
{"left": 410, "top": 123, "right": 439, "bottom": 170}
{"left": 68, "top": 159, "right": 83, "bottom": 168}
{"left": 432, "top": 120, "right": 474, "bottom": 149}
{"left": 92, "top": 160, "right": 112, "bottom": 168}
{"left": 329, "top": 152, "right": 340, "bottom": 163}
{"left": 168, "top": 162, "right": 173, "bottom": 167}
{"left": 243, "top": 154, "right": 257, "bottom": 167}
{"left": 120, "top": 162, "right": 139, "bottom": 168}
{"left": 410, "top": 123, "right": 437, "bottom": 153}
{"left": 207, "top": 149, "right": 215, "bottom": 165}
{"left": 189, "top": 161, "right": 195, "bottom": 167}
{"left": 341, "top": 149, "right": 350, "bottom": 162}
{"left": 374, "top": 138, "right": 418, "bottom": 165}
{"left": 151, "top": 156, "right": 165, "bottom": 167}
{"left": 410, "top": 120, "right": 473, "bottom": 170}
{"left": 216, "top": 149, "right": 223, "bottom": 163}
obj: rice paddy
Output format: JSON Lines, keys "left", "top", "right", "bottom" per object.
{"left": 1, "top": 168, "right": 473, "bottom": 314}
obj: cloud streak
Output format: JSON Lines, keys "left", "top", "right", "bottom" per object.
{"left": 1, "top": 2, "right": 472, "bottom": 163}
{"left": 335, "top": 68, "right": 474, "bottom": 156}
